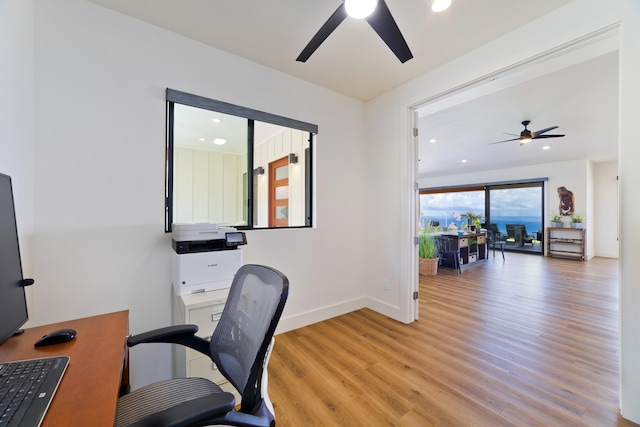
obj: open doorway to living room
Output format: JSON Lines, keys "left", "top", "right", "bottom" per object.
{"left": 420, "top": 179, "right": 545, "bottom": 256}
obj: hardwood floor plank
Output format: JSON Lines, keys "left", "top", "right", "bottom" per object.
{"left": 268, "top": 254, "right": 639, "bottom": 426}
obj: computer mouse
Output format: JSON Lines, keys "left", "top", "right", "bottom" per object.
{"left": 34, "top": 328, "right": 77, "bottom": 347}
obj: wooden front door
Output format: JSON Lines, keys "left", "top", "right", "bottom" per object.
{"left": 269, "top": 156, "right": 290, "bottom": 227}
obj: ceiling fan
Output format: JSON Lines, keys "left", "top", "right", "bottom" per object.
{"left": 491, "top": 120, "right": 565, "bottom": 146}
{"left": 296, "top": 0, "right": 413, "bottom": 63}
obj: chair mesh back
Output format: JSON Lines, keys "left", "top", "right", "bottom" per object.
{"left": 436, "top": 236, "right": 455, "bottom": 253}
{"left": 210, "top": 264, "right": 288, "bottom": 412}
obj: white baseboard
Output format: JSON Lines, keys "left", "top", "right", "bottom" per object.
{"left": 593, "top": 252, "right": 619, "bottom": 259}
{"left": 275, "top": 297, "right": 367, "bottom": 334}
{"left": 365, "top": 297, "right": 406, "bottom": 323}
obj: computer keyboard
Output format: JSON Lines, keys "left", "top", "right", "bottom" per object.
{"left": 0, "top": 356, "right": 69, "bottom": 427}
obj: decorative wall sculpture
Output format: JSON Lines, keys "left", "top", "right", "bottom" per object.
{"left": 557, "top": 186, "right": 574, "bottom": 216}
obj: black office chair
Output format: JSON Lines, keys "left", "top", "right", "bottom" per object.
{"left": 436, "top": 236, "right": 461, "bottom": 274}
{"left": 115, "top": 264, "right": 289, "bottom": 427}
{"left": 487, "top": 224, "right": 505, "bottom": 260}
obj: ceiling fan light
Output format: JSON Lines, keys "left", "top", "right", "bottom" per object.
{"left": 345, "top": 0, "right": 377, "bottom": 19}
{"left": 431, "top": 0, "right": 452, "bottom": 13}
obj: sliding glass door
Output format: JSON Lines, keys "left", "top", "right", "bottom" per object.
{"left": 420, "top": 180, "right": 545, "bottom": 255}
{"left": 488, "top": 183, "right": 543, "bottom": 254}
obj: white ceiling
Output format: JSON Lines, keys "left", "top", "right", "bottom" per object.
{"left": 83, "top": 0, "right": 619, "bottom": 177}
{"left": 84, "top": 0, "right": 573, "bottom": 101}
{"left": 174, "top": 104, "right": 288, "bottom": 154}
{"left": 418, "top": 44, "right": 619, "bottom": 179}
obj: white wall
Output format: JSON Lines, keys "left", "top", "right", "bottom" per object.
{"left": 617, "top": 2, "right": 640, "bottom": 420}
{"left": 594, "top": 161, "right": 619, "bottom": 257}
{"left": 28, "top": 0, "right": 368, "bottom": 389}
{"left": 173, "top": 148, "right": 246, "bottom": 225}
{"left": 0, "top": 0, "right": 37, "bottom": 322}
{"left": 0, "top": 0, "right": 34, "bottom": 277}
{"left": 365, "top": 0, "right": 640, "bottom": 422}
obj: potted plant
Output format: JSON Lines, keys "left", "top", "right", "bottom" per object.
{"left": 551, "top": 214, "right": 563, "bottom": 228}
{"left": 419, "top": 222, "right": 439, "bottom": 275}
{"left": 570, "top": 213, "right": 584, "bottom": 228}
{"left": 462, "top": 211, "right": 483, "bottom": 232}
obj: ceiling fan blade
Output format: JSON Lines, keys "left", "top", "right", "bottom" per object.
{"left": 532, "top": 134, "right": 565, "bottom": 139}
{"left": 532, "top": 125, "right": 558, "bottom": 136}
{"left": 296, "top": 4, "right": 348, "bottom": 62}
{"left": 490, "top": 138, "right": 520, "bottom": 145}
{"left": 365, "top": 0, "right": 413, "bottom": 63}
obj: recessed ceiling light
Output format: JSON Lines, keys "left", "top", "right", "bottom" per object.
{"left": 212, "top": 118, "right": 221, "bottom": 123}
{"left": 461, "top": 159, "right": 467, "bottom": 163}
{"left": 431, "top": 0, "right": 452, "bottom": 13}
{"left": 199, "top": 138, "right": 205, "bottom": 142}
{"left": 213, "top": 138, "right": 226, "bottom": 145}
{"left": 430, "top": 139, "right": 437, "bottom": 143}
{"left": 542, "top": 145, "right": 551, "bottom": 150}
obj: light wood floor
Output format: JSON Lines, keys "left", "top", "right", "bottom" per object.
{"left": 268, "top": 253, "right": 639, "bottom": 426}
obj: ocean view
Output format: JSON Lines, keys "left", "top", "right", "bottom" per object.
{"left": 422, "top": 215, "right": 543, "bottom": 235}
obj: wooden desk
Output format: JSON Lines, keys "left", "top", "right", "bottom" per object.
{"left": 0, "top": 310, "right": 129, "bottom": 427}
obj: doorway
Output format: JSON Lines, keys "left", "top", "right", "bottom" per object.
{"left": 409, "top": 29, "right": 619, "bottom": 320}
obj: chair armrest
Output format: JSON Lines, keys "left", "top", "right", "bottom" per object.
{"left": 127, "top": 393, "right": 236, "bottom": 427}
{"left": 127, "top": 324, "right": 210, "bottom": 356}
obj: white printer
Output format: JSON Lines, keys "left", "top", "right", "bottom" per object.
{"left": 171, "top": 223, "right": 246, "bottom": 296}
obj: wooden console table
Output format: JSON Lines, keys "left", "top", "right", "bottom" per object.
{"left": 0, "top": 310, "right": 129, "bottom": 426}
{"left": 547, "top": 227, "right": 586, "bottom": 260}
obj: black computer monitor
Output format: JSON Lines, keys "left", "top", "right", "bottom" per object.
{"left": 0, "top": 173, "right": 30, "bottom": 346}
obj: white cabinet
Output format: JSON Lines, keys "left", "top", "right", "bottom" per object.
{"left": 173, "top": 288, "right": 240, "bottom": 400}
